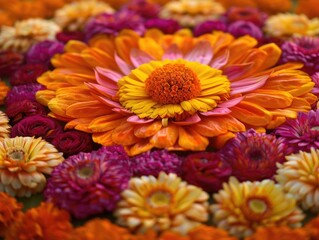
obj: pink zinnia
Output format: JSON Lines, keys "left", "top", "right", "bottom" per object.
{"left": 275, "top": 110, "right": 319, "bottom": 152}
{"left": 221, "top": 129, "right": 292, "bottom": 181}
{"left": 44, "top": 147, "right": 131, "bottom": 219}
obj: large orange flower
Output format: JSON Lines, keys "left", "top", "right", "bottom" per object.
{"left": 296, "top": 0, "right": 319, "bottom": 19}
{"left": 36, "top": 29, "right": 316, "bottom": 156}
{"left": 5, "top": 202, "right": 73, "bottom": 240}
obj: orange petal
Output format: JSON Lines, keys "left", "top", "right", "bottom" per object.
{"left": 266, "top": 116, "right": 287, "bottom": 129}
{"left": 211, "top": 132, "right": 236, "bottom": 149}
{"left": 89, "top": 115, "right": 125, "bottom": 132}
{"left": 178, "top": 127, "right": 209, "bottom": 151}
{"left": 230, "top": 101, "right": 272, "bottom": 126}
{"left": 150, "top": 124, "right": 179, "bottom": 148}
{"left": 82, "top": 48, "right": 118, "bottom": 70}
{"left": 134, "top": 121, "right": 162, "bottom": 138}
{"left": 258, "top": 43, "right": 281, "bottom": 70}
{"left": 112, "top": 122, "right": 139, "bottom": 145}
{"left": 93, "top": 132, "right": 114, "bottom": 146}
{"left": 124, "top": 140, "right": 154, "bottom": 156}
{"left": 64, "top": 40, "right": 88, "bottom": 53}
{"left": 36, "top": 90, "right": 56, "bottom": 106}
{"left": 139, "top": 38, "right": 163, "bottom": 60}
{"left": 66, "top": 101, "right": 113, "bottom": 118}
{"left": 65, "top": 118, "right": 93, "bottom": 132}
{"left": 115, "top": 35, "right": 139, "bottom": 64}
{"left": 244, "top": 89, "right": 294, "bottom": 108}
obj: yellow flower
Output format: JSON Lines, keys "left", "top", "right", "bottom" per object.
{"left": 0, "top": 18, "right": 60, "bottom": 53}
{"left": 275, "top": 148, "right": 319, "bottom": 212}
{"left": 36, "top": 29, "right": 316, "bottom": 156}
{"left": 53, "top": 0, "right": 114, "bottom": 31}
{"left": 264, "top": 13, "right": 319, "bottom": 38}
{"left": 114, "top": 172, "right": 209, "bottom": 234}
{"left": 0, "top": 111, "right": 10, "bottom": 141}
{"left": 211, "top": 177, "right": 305, "bottom": 238}
{"left": 160, "top": 0, "right": 225, "bottom": 26}
{"left": 0, "top": 137, "right": 64, "bottom": 197}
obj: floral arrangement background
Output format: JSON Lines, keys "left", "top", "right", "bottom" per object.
{"left": 1, "top": 0, "right": 319, "bottom": 239}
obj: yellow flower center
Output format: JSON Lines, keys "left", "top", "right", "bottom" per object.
{"left": 145, "top": 63, "right": 201, "bottom": 105}
{"left": 149, "top": 191, "right": 171, "bottom": 207}
{"left": 248, "top": 199, "right": 268, "bottom": 214}
{"left": 7, "top": 149, "right": 27, "bottom": 162}
{"left": 77, "top": 166, "right": 94, "bottom": 179}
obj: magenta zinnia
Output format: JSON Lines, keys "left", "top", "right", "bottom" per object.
{"left": 275, "top": 109, "right": 319, "bottom": 152}
{"left": 221, "top": 129, "right": 292, "bottom": 181}
{"left": 44, "top": 147, "right": 131, "bottom": 219}
{"left": 36, "top": 29, "right": 316, "bottom": 156}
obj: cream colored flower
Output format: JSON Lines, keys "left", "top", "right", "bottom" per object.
{"left": 0, "top": 112, "right": 10, "bottom": 141}
{"left": 53, "top": 0, "right": 114, "bottom": 31}
{"left": 211, "top": 177, "right": 305, "bottom": 238}
{"left": 115, "top": 172, "right": 209, "bottom": 234}
{"left": 0, "top": 137, "right": 64, "bottom": 197}
{"left": 264, "top": 13, "right": 319, "bottom": 38}
{"left": 276, "top": 148, "right": 319, "bottom": 212}
{"left": 160, "top": 0, "right": 225, "bottom": 26}
{"left": 0, "top": 18, "right": 60, "bottom": 53}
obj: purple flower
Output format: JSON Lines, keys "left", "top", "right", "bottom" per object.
{"left": 5, "top": 83, "right": 44, "bottom": 107}
{"left": 130, "top": 149, "right": 183, "bottom": 177}
{"left": 280, "top": 37, "right": 319, "bottom": 75}
{"left": 5, "top": 100, "right": 47, "bottom": 124}
{"left": 181, "top": 151, "right": 232, "bottom": 193}
{"left": 11, "top": 115, "right": 63, "bottom": 142}
{"left": 221, "top": 129, "right": 292, "bottom": 182}
{"left": 51, "top": 130, "right": 94, "bottom": 157}
{"left": 84, "top": 11, "right": 145, "bottom": 41}
{"left": 25, "top": 40, "right": 64, "bottom": 67}
{"left": 9, "top": 63, "right": 48, "bottom": 86}
{"left": 145, "top": 18, "right": 181, "bottom": 34}
{"left": 275, "top": 110, "right": 319, "bottom": 152}
{"left": 44, "top": 147, "right": 131, "bottom": 219}
{"left": 0, "top": 51, "right": 24, "bottom": 77}
{"left": 227, "top": 20, "right": 263, "bottom": 43}
{"left": 193, "top": 20, "right": 227, "bottom": 37}
{"left": 311, "top": 72, "right": 319, "bottom": 96}
{"left": 122, "top": 0, "right": 160, "bottom": 19}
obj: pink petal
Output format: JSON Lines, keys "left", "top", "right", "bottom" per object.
{"left": 173, "top": 113, "right": 201, "bottom": 125}
{"left": 210, "top": 50, "right": 229, "bottom": 69}
{"left": 130, "top": 48, "right": 153, "bottom": 68}
{"left": 223, "top": 63, "right": 254, "bottom": 81}
{"left": 200, "top": 108, "right": 231, "bottom": 116}
{"left": 127, "top": 115, "right": 154, "bottom": 124}
{"left": 185, "top": 41, "right": 213, "bottom": 64}
{"left": 85, "top": 82, "right": 117, "bottom": 98}
{"left": 162, "top": 44, "right": 183, "bottom": 60}
{"left": 95, "top": 67, "right": 123, "bottom": 90}
{"left": 96, "top": 95, "right": 122, "bottom": 108}
{"left": 112, "top": 108, "right": 132, "bottom": 114}
{"left": 115, "top": 54, "right": 133, "bottom": 75}
{"left": 218, "top": 97, "right": 244, "bottom": 108}
{"left": 231, "top": 75, "right": 269, "bottom": 94}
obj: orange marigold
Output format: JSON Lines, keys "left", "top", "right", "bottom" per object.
{"left": 5, "top": 202, "right": 73, "bottom": 240}
{"left": 245, "top": 226, "right": 310, "bottom": 240}
{"left": 69, "top": 218, "right": 132, "bottom": 240}
{"left": 296, "top": 0, "right": 319, "bottom": 19}
{"left": 4, "top": 1, "right": 47, "bottom": 20}
{"left": 188, "top": 225, "right": 237, "bottom": 240}
{"left": 305, "top": 215, "right": 319, "bottom": 240}
{"left": 0, "top": 11, "right": 13, "bottom": 26}
{"left": 0, "top": 192, "right": 23, "bottom": 237}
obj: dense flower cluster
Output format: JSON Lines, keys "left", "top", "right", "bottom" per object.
{"left": 1, "top": 0, "right": 319, "bottom": 239}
